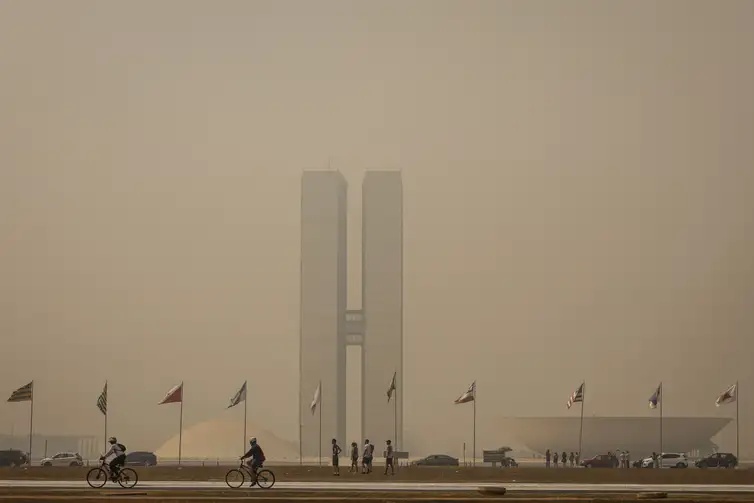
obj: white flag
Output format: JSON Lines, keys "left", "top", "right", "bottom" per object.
{"left": 310, "top": 382, "right": 321, "bottom": 415}
{"left": 454, "top": 381, "right": 476, "bottom": 404}
{"left": 716, "top": 384, "right": 737, "bottom": 406}
{"left": 227, "top": 381, "right": 247, "bottom": 409}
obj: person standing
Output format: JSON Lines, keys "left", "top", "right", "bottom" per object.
{"left": 384, "top": 440, "right": 395, "bottom": 475}
{"left": 569, "top": 452, "right": 575, "bottom": 467}
{"left": 331, "top": 439, "right": 342, "bottom": 476}
{"left": 349, "top": 442, "right": 359, "bottom": 473}
{"left": 362, "top": 439, "right": 373, "bottom": 474}
{"left": 545, "top": 449, "right": 551, "bottom": 468}
{"left": 553, "top": 451, "right": 559, "bottom": 468}
{"left": 561, "top": 452, "right": 567, "bottom": 467}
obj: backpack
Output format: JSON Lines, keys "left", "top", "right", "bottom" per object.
{"left": 117, "top": 443, "right": 127, "bottom": 453}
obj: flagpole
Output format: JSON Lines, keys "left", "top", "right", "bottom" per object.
{"left": 394, "top": 370, "right": 398, "bottom": 451}
{"left": 244, "top": 387, "right": 248, "bottom": 455}
{"left": 299, "top": 379, "right": 303, "bottom": 466}
{"left": 736, "top": 381, "right": 741, "bottom": 459}
{"left": 472, "top": 391, "right": 476, "bottom": 467}
{"left": 659, "top": 382, "right": 663, "bottom": 457}
{"left": 318, "top": 380, "right": 322, "bottom": 467}
{"left": 29, "top": 381, "right": 34, "bottom": 464}
{"left": 104, "top": 381, "right": 108, "bottom": 455}
{"left": 578, "top": 381, "right": 584, "bottom": 458}
{"left": 178, "top": 384, "right": 183, "bottom": 466}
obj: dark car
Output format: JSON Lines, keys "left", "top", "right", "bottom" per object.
{"left": 414, "top": 454, "right": 459, "bottom": 466}
{"left": 500, "top": 456, "right": 518, "bottom": 468}
{"left": 695, "top": 453, "right": 737, "bottom": 469}
{"left": 0, "top": 449, "right": 29, "bottom": 467}
{"left": 125, "top": 451, "right": 157, "bottom": 466}
{"left": 580, "top": 454, "right": 617, "bottom": 468}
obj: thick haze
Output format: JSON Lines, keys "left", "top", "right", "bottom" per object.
{"left": 1, "top": 1, "right": 753, "bottom": 457}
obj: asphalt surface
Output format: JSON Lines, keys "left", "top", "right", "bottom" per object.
{"left": 3, "top": 480, "right": 754, "bottom": 493}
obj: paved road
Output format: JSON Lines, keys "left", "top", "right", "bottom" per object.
{"left": 2, "top": 480, "right": 754, "bottom": 493}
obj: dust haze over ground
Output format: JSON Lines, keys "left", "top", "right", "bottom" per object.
{"left": 1, "top": 1, "right": 753, "bottom": 458}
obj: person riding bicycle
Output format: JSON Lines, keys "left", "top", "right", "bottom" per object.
{"left": 240, "top": 437, "right": 265, "bottom": 486}
{"left": 100, "top": 437, "right": 127, "bottom": 480}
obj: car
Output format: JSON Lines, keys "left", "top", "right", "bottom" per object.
{"left": 40, "top": 452, "right": 83, "bottom": 467}
{"left": 641, "top": 452, "right": 688, "bottom": 469}
{"left": 580, "top": 454, "right": 617, "bottom": 468}
{"left": 125, "top": 451, "right": 157, "bottom": 466}
{"left": 0, "top": 449, "right": 28, "bottom": 467}
{"left": 695, "top": 453, "right": 737, "bottom": 469}
{"left": 413, "top": 454, "right": 459, "bottom": 466}
{"left": 500, "top": 456, "right": 518, "bottom": 468}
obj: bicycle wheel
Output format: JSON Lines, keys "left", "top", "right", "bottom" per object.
{"left": 225, "top": 469, "right": 246, "bottom": 489}
{"left": 117, "top": 468, "right": 138, "bottom": 489}
{"left": 86, "top": 468, "right": 108, "bottom": 488}
{"left": 256, "top": 469, "right": 275, "bottom": 489}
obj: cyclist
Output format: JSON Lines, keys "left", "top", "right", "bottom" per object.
{"left": 100, "top": 437, "right": 127, "bottom": 480}
{"left": 240, "top": 437, "right": 266, "bottom": 486}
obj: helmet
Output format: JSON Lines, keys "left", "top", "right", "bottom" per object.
{"left": 108, "top": 437, "right": 117, "bottom": 444}
{"left": 249, "top": 437, "right": 257, "bottom": 445}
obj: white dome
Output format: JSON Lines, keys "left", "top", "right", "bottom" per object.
{"left": 155, "top": 415, "right": 298, "bottom": 461}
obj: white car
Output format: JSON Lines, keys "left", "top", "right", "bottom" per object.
{"left": 641, "top": 452, "right": 688, "bottom": 469}
{"left": 40, "top": 452, "right": 84, "bottom": 467}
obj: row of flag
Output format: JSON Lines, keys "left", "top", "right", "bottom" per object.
{"left": 4, "top": 379, "right": 737, "bottom": 415}
{"left": 5, "top": 381, "right": 248, "bottom": 414}
{"left": 307, "top": 371, "right": 403, "bottom": 416}
{"left": 564, "top": 382, "right": 739, "bottom": 409}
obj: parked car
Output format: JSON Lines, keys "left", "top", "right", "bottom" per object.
{"left": 695, "top": 453, "right": 737, "bottom": 469}
{"left": 125, "top": 451, "right": 157, "bottom": 466}
{"left": 580, "top": 454, "right": 617, "bottom": 468}
{"left": 413, "top": 454, "right": 459, "bottom": 466}
{"left": 641, "top": 453, "right": 688, "bottom": 469}
{"left": 500, "top": 456, "right": 518, "bottom": 468}
{"left": 0, "top": 449, "right": 28, "bottom": 467}
{"left": 40, "top": 452, "right": 83, "bottom": 467}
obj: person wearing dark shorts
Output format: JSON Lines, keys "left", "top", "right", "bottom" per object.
{"left": 384, "top": 440, "right": 395, "bottom": 475}
{"left": 331, "top": 439, "right": 342, "bottom": 476}
{"left": 362, "top": 439, "right": 373, "bottom": 474}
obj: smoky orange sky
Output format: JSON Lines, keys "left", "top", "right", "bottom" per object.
{"left": 1, "top": 0, "right": 753, "bottom": 457}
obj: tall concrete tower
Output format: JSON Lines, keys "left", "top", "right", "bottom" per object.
{"left": 299, "top": 170, "right": 403, "bottom": 459}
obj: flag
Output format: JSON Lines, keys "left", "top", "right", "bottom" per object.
{"left": 454, "top": 381, "right": 476, "bottom": 404}
{"left": 567, "top": 383, "right": 584, "bottom": 409}
{"left": 387, "top": 372, "right": 397, "bottom": 403}
{"left": 159, "top": 383, "right": 183, "bottom": 405}
{"left": 310, "top": 382, "right": 321, "bottom": 415}
{"left": 649, "top": 383, "right": 661, "bottom": 409}
{"left": 227, "top": 381, "right": 247, "bottom": 409}
{"left": 97, "top": 382, "right": 107, "bottom": 415}
{"left": 7, "top": 382, "right": 33, "bottom": 402}
{"left": 716, "top": 384, "right": 737, "bottom": 406}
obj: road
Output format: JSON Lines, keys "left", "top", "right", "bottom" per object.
{"left": 2, "top": 480, "right": 754, "bottom": 493}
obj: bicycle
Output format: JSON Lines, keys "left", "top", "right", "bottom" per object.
{"left": 225, "top": 462, "right": 275, "bottom": 489}
{"left": 86, "top": 459, "right": 139, "bottom": 489}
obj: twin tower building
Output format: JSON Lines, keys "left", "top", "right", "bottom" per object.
{"left": 299, "top": 171, "right": 403, "bottom": 457}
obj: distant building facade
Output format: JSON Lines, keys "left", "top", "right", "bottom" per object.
{"left": 299, "top": 171, "right": 403, "bottom": 458}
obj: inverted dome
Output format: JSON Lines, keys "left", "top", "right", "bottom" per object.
{"left": 155, "top": 415, "right": 298, "bottom": 461}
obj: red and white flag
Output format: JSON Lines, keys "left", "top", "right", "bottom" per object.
{"left": 159, "top": 382, "right": 183, "bottom": 405}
